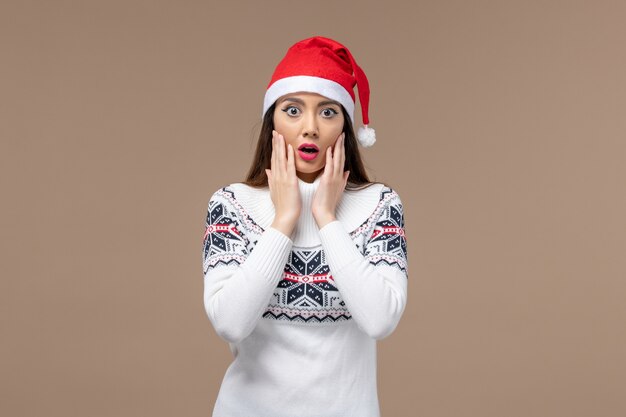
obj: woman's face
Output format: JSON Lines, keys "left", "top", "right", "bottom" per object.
{"left": 272, "top": 92, "right": 345, "bottom": 182}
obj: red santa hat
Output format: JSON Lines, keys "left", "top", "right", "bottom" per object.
{"left": 262, "top": 36, "right": 376, "bottom": 147}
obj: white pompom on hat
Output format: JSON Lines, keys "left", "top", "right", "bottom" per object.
{"left": 262, "top": 36, "right": 376, "bottom": 148}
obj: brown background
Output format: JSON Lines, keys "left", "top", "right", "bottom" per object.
{"left": 2, "top": 1, "right": 625, "bottom": 416}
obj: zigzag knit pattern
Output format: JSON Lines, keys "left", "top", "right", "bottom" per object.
{"left": 202, "top": 185, "right": 407, "bottom": 324}
{"left": 362, "top": 188, "right": 408, "bottom": 274}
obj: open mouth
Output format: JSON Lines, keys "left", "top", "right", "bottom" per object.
{"left": 298, "top": 144, "right": 319, "bottom": 153}
{"left": 297, "top": 143, "right": 320, "bottom": 160}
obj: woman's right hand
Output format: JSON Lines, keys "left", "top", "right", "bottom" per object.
{"left": 266, "top": 130, "right": 301, "bottom": 237}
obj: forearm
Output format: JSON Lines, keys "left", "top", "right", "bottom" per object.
{"left": 318, "top": 220, "right": 408, "bottom": 340}
{"left": 204, "top": 227, "right": 292, "bottom": 343}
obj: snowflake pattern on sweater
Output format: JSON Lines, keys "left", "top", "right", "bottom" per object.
{"left": 202, "top": 185, "right": 407, "bottom": 324}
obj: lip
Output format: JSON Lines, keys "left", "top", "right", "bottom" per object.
{"left": 298, "top": 143, "right": 319, "bottom": 152}
{"left": 297, "top": 143, "right": 319, "bottom": 161}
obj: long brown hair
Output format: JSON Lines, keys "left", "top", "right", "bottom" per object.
{"left": 243, "top": 102, "right": 375, "bottom": 190}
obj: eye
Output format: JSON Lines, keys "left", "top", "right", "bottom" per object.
{"left": 281, "top": 106, "right": 301, "bottom": 117}
{"left": 321, "top": 108, "right": 339, "bottom": 118}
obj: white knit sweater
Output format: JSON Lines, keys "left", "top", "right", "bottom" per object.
{"left": 202, "top": 174, "right": 408, "bottom": 417}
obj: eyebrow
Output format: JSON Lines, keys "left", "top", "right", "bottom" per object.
{"left": 279, "top": 97, "right": 341, "bottom": 107}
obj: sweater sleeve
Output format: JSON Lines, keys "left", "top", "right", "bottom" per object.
{"left": 202, "top": 189, "right": 293, "bottom": 344}
{"left": 317, "top": 189, "right": 408, "bottom": 340}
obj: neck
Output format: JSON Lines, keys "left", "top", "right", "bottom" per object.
{"left": 297, "top": 169, "right": 323, "bottom": 183}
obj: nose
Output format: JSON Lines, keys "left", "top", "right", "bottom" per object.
{"left": 302, "top": 112, "right": 319, "bottom": 138}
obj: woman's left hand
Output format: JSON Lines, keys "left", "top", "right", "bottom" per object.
{"left": 312, "top": 132, "right": 349, "bottom": 228}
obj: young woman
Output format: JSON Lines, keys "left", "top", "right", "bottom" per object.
{"left": 202, "top": 36, "right": 408, "bottom": 417}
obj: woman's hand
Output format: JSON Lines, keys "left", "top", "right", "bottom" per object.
{"left": 312, "top": 132, "right": 349, "bottom": 229}
{"left": 266, "top": 130, "right": 301, "bottom": 237}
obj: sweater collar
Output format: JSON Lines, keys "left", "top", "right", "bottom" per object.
{"left": 227, "top": 174, "right": 384, "bottom": 247}
{"left": 293, "top": 173, "right": 323, "bottom": 246}
{"left": 297, "top": 172, "right": 322, "bottom": 198}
